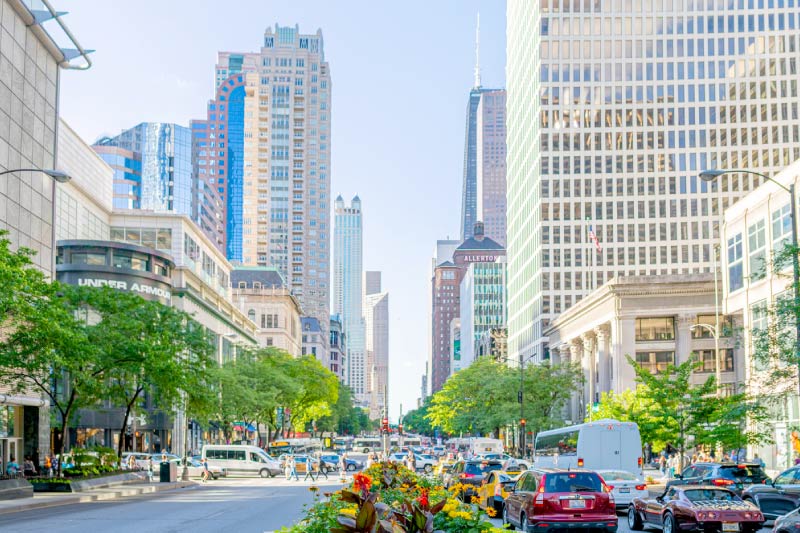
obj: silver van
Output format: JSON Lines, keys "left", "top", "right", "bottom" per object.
{"left": 202, "top": 445, "right": 281, "bottom": 478}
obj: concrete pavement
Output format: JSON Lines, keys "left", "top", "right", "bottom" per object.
{"left": 0, "top": 477, "right": 347, "bottom": 533}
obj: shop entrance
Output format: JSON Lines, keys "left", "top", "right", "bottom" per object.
{"left": 0, "top": 437, "right": 22, "bottom": 475}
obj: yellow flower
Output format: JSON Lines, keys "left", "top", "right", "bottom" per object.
{"left": 308, "top": 485, "right": 319, "bottom": 492}
{"left": 486, "top": 507, "right": 497, "bottom": 517}
{"left": 340, "top": 508, "right": 357, "bottom": 518}
{"left": 471, "top": 496, "right": 480, "bottom": 504}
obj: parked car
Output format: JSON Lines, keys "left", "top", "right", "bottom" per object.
{"left": 443, "top": 460, "right": 504, "bottom": 501}
{"left": 741, "top": 465, "right": 800, "bottom": 520}
{"left": 316, "top": 454, "right": 363, "bottom": 472}
{"left": 503, "top": 468, "right": 618, "bottom": 533}
{"left": 596, "top": 469, "right": 649, "bottom": 508}
{"left": 628, "top": 486, "right": 764, "bottom": 533}
{"left": 773, "top": 506, "right": 800, "bottom": 533}
{"left": 121, "top": 452, "right": 151, "bottom": 470}
{"left": 477, "top": 470, "right": 517, "bottom": 513}
{"left": 388, "top": 453, "right": 436, "bottom": 473}
{"left": 668, "top": 463, "right": 769, "bottom": 495}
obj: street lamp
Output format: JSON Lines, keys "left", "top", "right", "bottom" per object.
{"left": 700, "top": 168, "right": 800, "bottom": 395}
{"left": 690, "top": 323, "right": 721, "bottom": 397}
{"left": 0, "top": 168, "right": 71, "bottom": 182}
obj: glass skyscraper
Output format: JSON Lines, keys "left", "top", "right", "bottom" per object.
{"left": 94, "top": 123, "right": 192, "bottom": 216}
{"left": 334, "top": 195, "right": 366, "bottom": 404}
{"left": 506, "top": 0, "right": 800, "bottom": 364}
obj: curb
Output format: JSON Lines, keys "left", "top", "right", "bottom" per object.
{"left": 0, "top": 481, "right": 196, "bottom": 515}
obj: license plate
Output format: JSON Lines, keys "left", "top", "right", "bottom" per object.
{"left": 722, "top": 523, "right": 739, "bottom": 532}
{"left": 569, "top": 499, "right": 587, "bottom": 509}
{"left": 620, "top": 488, "right": 630, "bottom": 493}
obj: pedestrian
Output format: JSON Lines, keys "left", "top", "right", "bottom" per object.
{"left": 147, "top": 457, "right": 154, "bottom": 482}
{"left": 644, "top": 442, "right": 652, "bottom": 465}
{"left": 201, "top": 457, "right": 211, "bottom": 483}
{"left": 5, "top": 456, "right": 19, "bottom": 476}
{"left": 407, "top": 450, "right": 417, "bottom": 472}
{"left": 288, "top": 456, "right": 299, "bottom": 481}
{"left": 303, "top": 458, "right": 316, "bottom": 482}
{"left": 127, "top": 455, "right": 137, "bottom": 471}
{"left": 659, "top": 454, "right": 667, "bottom": 475}
{"left": 44, "top": 454, "right": 52, "bottom": 477}
{"left": 365, "top": 452, "right": 374, "bottom": 470}
{"left": 731, "top": 449, "right": 739, "bottom": 462}
{"left": 753, "top": 453, "right": 765, "bottom": 467}
{"left": 284, "top": 456, "right": 292, "bottom": 480}
{"left": 23, "top": 457, "right": 36, "bottom": 477}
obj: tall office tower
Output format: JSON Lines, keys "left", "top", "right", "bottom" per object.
{"left": 194, "top": 24, "right": 332, "bottom": 333}
{"left": 505, "top": 0, "right": 800, "bottom": 364}
{"left": 334, "top": 195, "right": 366, "bottom": 404}
{"left": 427, "top": 239, "right": 460, "bottom": 394}
{"left": 459, "top": 19, "right": 508, "bottom": 244}
{"left": 364, "top": 273, "right": 389, "bottom": 419}
{"left": 94, "top": 123, "right": 193, "bottom": 215}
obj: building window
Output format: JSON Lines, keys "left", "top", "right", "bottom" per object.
{"left": 747, "top": 219, "right": 767, "bottom": 281}
{"left": 266, "top": 337, "right": 273, "bottom": 346}
{"left": 751, "top": 300, "right": 768, "bottom": 331}
{"left": 772, "top": 203, "right": 792, "bottom": 254}
{"left": 691, "top": 349, "right": 735, "bottom": 373}
{"left": 248, "top": 309, "right": 256, "bottom": 322}
{"left": 635, "top": 351, "right": 675, "bottom": 373}
{"left": 635, "top": 317, "right": 675, "bottom": 341}
{"left": 727, "top": 232, "right": 744, "bottom": 292}
{"left": 692, "top": 315, "right": 733, "bottom": 338}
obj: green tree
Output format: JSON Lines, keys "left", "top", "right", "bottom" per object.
{"left": 402, "top": 397, "right": 433, "bottom": 436}
{"left": 589, "top": 388, "right": 661, "bottom": 446}
{"left": 0, "top": 230, "right": 51, "bottom": 326}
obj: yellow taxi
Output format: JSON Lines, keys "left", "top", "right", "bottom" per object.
{"left": 434, "top": 459, "right": 455, "bottom": 478}
{"left": 477, "top": 470, "right": 517, "bottom": 513}
{"left": 502, "top": 460, "right": 529, "bottom": 477}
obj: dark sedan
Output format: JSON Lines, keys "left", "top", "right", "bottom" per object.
{"left": 668, "top": 463, "right": 769, "bottom": 495}
{"left": 629, "top": 486, "right": 765, "bottom": 533}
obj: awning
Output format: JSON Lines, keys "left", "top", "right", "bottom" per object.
{"left": 233, "top": 423, "right": 256, "bottom": 432}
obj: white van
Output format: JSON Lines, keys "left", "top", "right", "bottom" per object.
{"left": 533, "top": 419, "right": 642, "bottom": 474}
{"left": 202, "top": 445, "right": 282, "bottom": 478}
{"left": 470, "top": 438, "right": 504, "bottom": 456}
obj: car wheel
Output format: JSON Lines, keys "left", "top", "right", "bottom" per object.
{"left": 503, "top": 503, "right": 516, "bottom": 531}
{"left": 520, "top": 512, "right": 529, "bottom": 533}
{"left": 363, "top": 448, "right": 370, "bottom": 453}
{"left": 259, "top": 468, "right": 270, "bottom": 478}
{"left": 628, "top": 505, "right": 644, "bottom": 531}
{"left": 346, "top": 463, "right": 356, "bottom": 472}
{"left": 663, "top": 513, "right": 675, "bottom": 533}
{"left": 424, "top": 464, "right": 433, "bottom": 473}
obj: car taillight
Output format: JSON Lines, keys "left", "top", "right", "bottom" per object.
{"left": 577, "top": 458, "right": 584, "bottom": 467}
{"left": 495, "top": 483, "right": 503, "bottom": 497}
{"left": 635, "top": 484, "right": 647, "bottom": 490}
{"left": 712, "top": 478, "right": 734, "bottom": 486}
{"left": 460, "top": 473, "right": 475, "bottom": 479}
{"left": 605, "top": 485, "right": 614, "bottom": 492}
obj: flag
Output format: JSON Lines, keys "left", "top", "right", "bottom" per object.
{"left": 588, "top": 224, "right": 602, "bottom": 252}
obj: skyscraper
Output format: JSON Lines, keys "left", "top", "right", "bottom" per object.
{"left": 94, "top": 123, "right": 193, "bottom": 215}
{"left": 334, "top": 195, "right": 366, "bottom": 404}
{"left": 459, "top": 18, "right": 508, "bottom": 244}
{"left": 506, "top": 0, "right": 800, "bottom": 364}
{"left": 194, "top": 24, "right": 332, "bottom": 334}
{"left": 364, "top": 272, "right": 389, "bottom": 419}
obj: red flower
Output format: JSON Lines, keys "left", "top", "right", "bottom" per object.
{"left": 353, "top": 473, "right": 373, "bottom": 494}
{"left": 416, "top": 488, "right": 429, "bottom": 508}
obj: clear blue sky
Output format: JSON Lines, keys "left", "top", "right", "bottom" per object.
{"left": 59, "top": 0, "right": 507, "bottom": 422}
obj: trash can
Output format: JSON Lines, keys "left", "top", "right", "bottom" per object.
{"left": 159, "top": 461, "right": 177, "bottom": 482}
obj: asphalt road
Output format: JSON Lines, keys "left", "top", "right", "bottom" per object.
{"left": 0, "top": 477, "right": 347, "bottom": 533}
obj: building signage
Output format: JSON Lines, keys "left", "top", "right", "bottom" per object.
{"left": 77, "top": 277, "right": 172, "bottom": 301}
{"left": 460, "top": 255, "right": 499, "bottom": 263}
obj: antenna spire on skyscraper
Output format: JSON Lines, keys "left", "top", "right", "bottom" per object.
{"left": 474, "top": 12, "right": 481, "bottom": 88}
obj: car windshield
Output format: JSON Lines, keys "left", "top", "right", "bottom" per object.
{"left": 684, "top": 489, "right": 741, "bottom": 502}
{"left": 719, "top": 465, "right": 768, "bottom": 482}
{"left": 544, "top": 472, "right": 603, "bottom": 493}
{"left": 600, "top": 471, "right": 639, "bottom": 481}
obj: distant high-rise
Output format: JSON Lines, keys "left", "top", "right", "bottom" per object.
{"left": 334, "top": 195, "right": 366, "bottom": 405}
{"left": 364, "top": 274, "right": 389, "bottom": 419}
{"left": 506, "top": 0, "right": 800, "bottom": 364}
{"left": 94, "top": 123, "right": 193, "bottom": 215}
{"left": 459, "top": 17, "right": 507, "bottom": 244}
{"left": 193, "top": 24, "right": 332, "bottom": 334}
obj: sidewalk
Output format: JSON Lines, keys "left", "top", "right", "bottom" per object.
{"left": 0, "top": 480, "right": 196, "bottom": 515}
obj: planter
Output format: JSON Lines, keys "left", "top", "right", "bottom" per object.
{"left": 0, "top": 478, "right": 33, "bottom": 499}
{"left": 30, "top": 480, "right": 72, "bottom": 493}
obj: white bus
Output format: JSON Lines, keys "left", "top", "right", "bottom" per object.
{"left": 353, "top": 437, "right": 382, "bottom": 453}
{"left": 533, "top": 419, "right": 642, "bottom": 474}
{"left": 470, "top": 438, "right": 504, "bottom": 456}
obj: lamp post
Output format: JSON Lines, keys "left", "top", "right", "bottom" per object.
{"left": 700, "top": 168, "right": 800, "bottom": 396}
{"left": 517, "top": 353, "right": 538, "bottom": 459}
{"left": 690, "top": 323, "right": 721, "bottom": 396}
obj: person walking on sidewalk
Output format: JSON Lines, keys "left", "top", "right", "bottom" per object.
{"left": 147, "top": 457, "right": 154, "bottom": 482}
{"left": 303, "top": 459, "right": 317, "bottom": 482}
{"left": 201, "top": 457, "right": 211, "bottom": 483}
{"left": 288, "top": 456, "right": 299, "bottom": 481}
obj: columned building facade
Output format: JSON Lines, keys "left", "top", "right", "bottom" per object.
{"left": 545, "top": 274, "right": 741, "bottom": 424}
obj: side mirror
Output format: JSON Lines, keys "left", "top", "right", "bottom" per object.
{"left": 675, "top": 474, "right": 683, "bottom": 480}
{"left": 656, "top": 496, "right": 663, "bottom": 503}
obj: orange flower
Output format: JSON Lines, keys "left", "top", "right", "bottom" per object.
{"left": 353, "top": 472, "right": 373, "bottom": 494}
{"left": 416, "top": 488, "right": 429, "bottom": 508}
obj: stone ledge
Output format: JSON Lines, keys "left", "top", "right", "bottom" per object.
{"left": 0, "top": 479, "right": 33, "bottom": 500}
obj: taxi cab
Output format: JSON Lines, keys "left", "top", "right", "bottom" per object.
{"left": 477, "top": 470, "right": 517, "bottom": 512}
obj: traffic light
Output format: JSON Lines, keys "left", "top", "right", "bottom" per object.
{"left": 381, "top": 417, "right": 389, "bottom": 434}
{"left": 398, "top": 424, "right": 403, "bottom": 435}
{"left": 520, "top": 418, "right": 526, "bottom": 427}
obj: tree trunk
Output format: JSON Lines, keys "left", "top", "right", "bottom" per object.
{"left": 116, "top": 386, "right": 143, "bottom": 460}
{"left": 54, "top": 389, "right": 78, "bottom": 475}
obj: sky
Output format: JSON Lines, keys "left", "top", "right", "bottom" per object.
{"left": 58, "top": 0, "right": 507, "bottom": 422}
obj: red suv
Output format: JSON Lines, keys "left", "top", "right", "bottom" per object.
{"left": 503, "top": 468, "right": 618, "bottom": 533}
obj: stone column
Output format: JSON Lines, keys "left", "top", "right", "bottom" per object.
{"left": 676, "top": 314, "right": 696, "bottom": 365}
{"left": 569, "top": 339, "right": 583, "bottom": 423}
{"left": 582, "top": 332, "right": 596, "bottom": 408}
{"left": 595, "top": 325, "right": 610, "bottom": 398}
{"left": 616, "top": 317, "right": 637, "bottom": 393}
{"left": 550, "top": 343, "right": 562, "bottom": 366}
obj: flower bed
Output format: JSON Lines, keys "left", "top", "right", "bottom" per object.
{"left": 280, "top": 461, "right": 504, "bottom": 533}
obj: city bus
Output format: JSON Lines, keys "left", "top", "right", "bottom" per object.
{"left": 353, "top": 437, "right": 382, "bottom": 453}
{"left": 533, "top": 419, "right": 642, "bottom": 474}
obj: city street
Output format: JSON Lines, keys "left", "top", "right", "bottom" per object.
{"left": 0, "top": 477, "right": 347, "bottom": 533}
